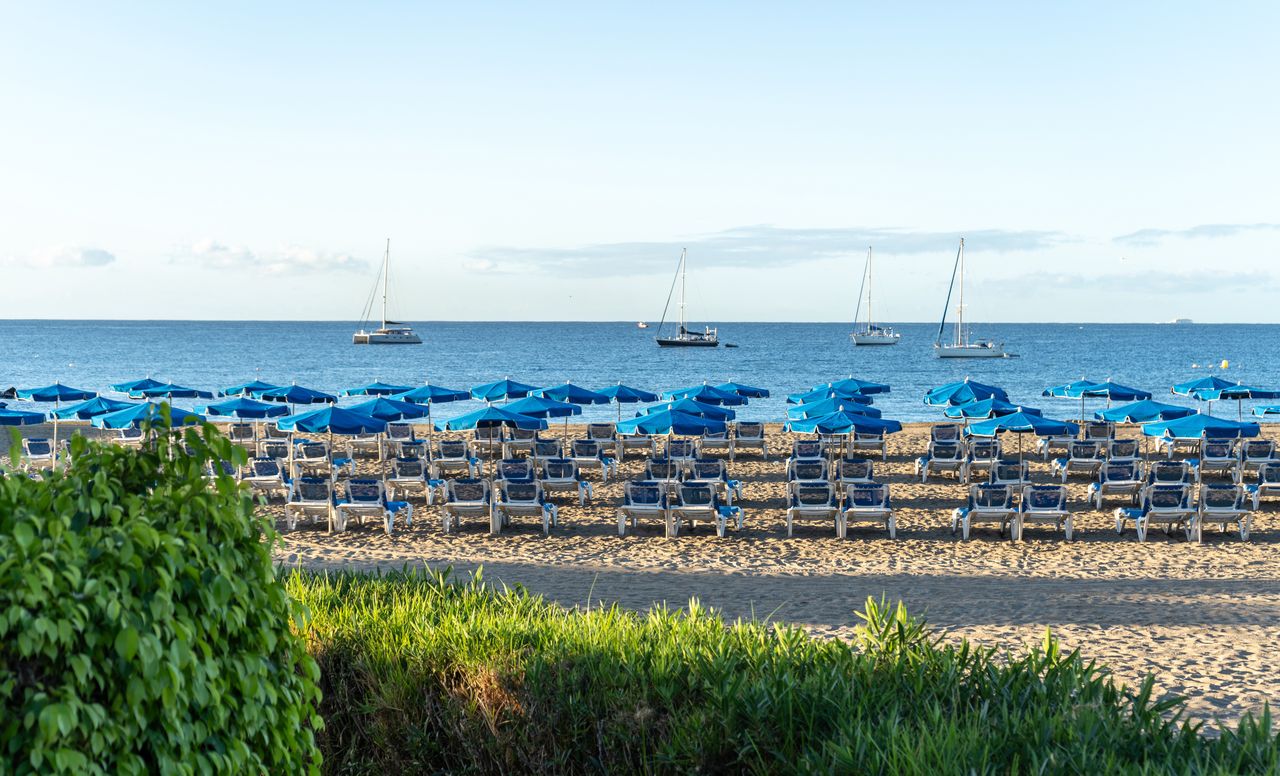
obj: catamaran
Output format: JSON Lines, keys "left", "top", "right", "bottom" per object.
{"left": 934, "top": 237, "right": 1005, "bottom": 358}
{"left": 850, "top": 247, "right": 900, "bottom": 346}
{"left": 353, "top": 239, "right": 422, "bottom": 345}
{"left": 655, "top": 248, "right": 719, "bottom": 347}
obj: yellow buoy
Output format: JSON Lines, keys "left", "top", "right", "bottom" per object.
{"left": 1221, "top": 360, "right": 1230, "bottom": 370}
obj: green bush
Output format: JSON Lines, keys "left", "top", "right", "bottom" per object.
{"left": 294, "top": 568, "right": 1278, "bottom": 775}
{"left": 0, "top": 420, "right": 322, "bottom": 774}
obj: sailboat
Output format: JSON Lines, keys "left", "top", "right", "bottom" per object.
{"left": 655, "top": 248, "right": 719, "bottom": 347}
{"left": 353, "top": 239, "right": 422, "bottom": 345}
{"left": 850, "top": 247, "right": 900, "bottom": 346}
{"left": 934, "top": 237, "right": 1005, "bottom": 359}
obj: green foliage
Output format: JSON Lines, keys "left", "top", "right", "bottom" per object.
{"left": 0, "top": 417, "right": 322, "bottom": 774}
{"left": 294, "top": 568, "right": 1278, "bottom": 775}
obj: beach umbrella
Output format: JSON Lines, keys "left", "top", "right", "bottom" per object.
{"left": 471, "top": 378, "right": 540, "bottom": 403}
{"left": 1207, "top": 383, "right": 1280, "bottom": 420}
{"left": 131, "top": 382, "right": 214, "bottom": 400}
{"left": 786, "top": 385, "right": 874, "bottom": 405}
{"left": 598, "top": 383, "right": 659, "bottom": 421}
{"left": 646, "top": 398, "right": 737, "bottom": 422}
{"left": 0, "top": 407, "right": 45, "bottom": 426}
{"left": 200, "top": 397, "right": 291, "bottom": 420}
{"left": 506, "top": 394, "right": 583, "bottom": 445}
{"left": 344, "top": 397, "right": 432, "bottom": 422}
{"left": 1045, "top": 378, "right": 1151, "bottom": 420}
{"left": 535, "top": 382, "right": 611, "bottom": 405}
{"left": 340, "top": 380, "right": 415, "bottom": 397}
{"left": 1042, "top": 379, "right": 1100, "bottom": 398}
{"left": 256, "top": 384, "right": 338, "bottom": 406}
{"left": 716, "top": 381, "right": 771, "bottom": 399}
{"left": 924, "top": 379, "right": 1009, "bottom": 407}
{"left": 966, "top": 411, "right": 1078, "bottom": 460}
{"left": 661, "top": 383, "right": 749, "bottom": 406}
{"left": 786, "top": 398, "right": 882, "bottom": 420}
{"left": 278, "top": 406, "right": 387, "bottom": 435}
{"left": 16, "top": 383, "right": 100, "bottom": 468}
{"left": 0, "top": 387, "right": 15, "bottom": 400}
{"left": 1141, "top": 413, "right": 1260, "bottom": 440}
{"left": 432, "top": 406, "right": 548, "bottom": 534}
{"left": 943, "top": 398, "right": 1042, "bottom": 420}
{"left": 1095, "top": 400, "right": 1196, "bottom": 424}
{"left": 1253, "top": 406, "right": 1280, "bottom": 418}
{"left": 1171, "top": 376, "right": 1243, "bottom": 416}
{"left": 784, "top": 411, "right": 903, "bottom": 436}
{"left": 111, "top": 377, "right": 166, "bottom": 394}
{"left": 52, "top": 397, "right": 137, "bottom": 420}
{"left": 827, "top": 377, "right": 891, "bottom": 396}
{"left": 92, "top": 403, "right": 201, "bottom": 429}
{"left": 617, "top": 409, "right": 726, "bottom": 437}
{"left": 220, "top": 379, "right": 281, "bottom": 397}
{"left": 394, "top": 383, "right": 471, "bottom": 404}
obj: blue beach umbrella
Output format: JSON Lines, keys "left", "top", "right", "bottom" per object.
{"left": 344, "top": 397, "right": 432, "bottom": 423}
{"left": 394, "top": 383, "right": 471, "bottom": 405}
{"left": 220, "top": 380, "right": 281, "bottom": 397}
{"left": 471, "top": 378, "right": 540, "bottom": 403}
{"left": 1171, "top": 376, "right": 1238, "bottom": 400}
{"left": 617, "top": 409, "right": 726, "bottom": 437}
{"left": 598, "top": 382, "right": 659, "bottom": 421}
{"left": 716, "top": 382, "right": 771, "bottom": 399}
{"left": 1079, "top": 381, "right": 1152, "bottom": 402}
{"left": 786, "top": 398, "right": 882, "bottom": 420}
{"left": 92, "top": 403, "right": 201, "bottom": 429}
{"left": 111, "top": 377, "right": 166, "bottom": 394}
{"left": 17, "top": 383, "right": 98, "bottom": 403}
{"left": 256, "top": 384, "right": 338, "bottom": 406}
{"left": 341, "top": 380, "right": 415, "bottom": 397}
{"left": 646, "top": 398, "right": 737, "bottom": 422}
{"left": 200, "top": 397, "right": 291, "bottom": 420}
{"left": 1254, "top": 406, "right": 1280, "bottom": 418}
{"left": 784, "top": 410, "right": 903, "bottom": 436}
{"left": 1142, "top": 413, "right": 1260, "bottom": 440}
{"left": 965, "top": 411, "right": 1078, "bottom": 460}
{"left": 504, "top": 395, "right": 582, "bottom": 419}
{"left": 924, "top": 379, "right": 1010, "bottom": 407}
{"left": 535, "top": 382, "right": 611, "bottom": 405}
{"left": 943, "top": 398, "right": 1042, "bottom": 420}
{"left": 278, "top": 406, "right": 387, "bottom": 435}
{"left": 1042, "top": 379, "right": 1100, "bottom": 398}
{"left": 436, "top": 406, "right": 547, "bottom": 433}
{"left": 1095, "top": 400, "right": 1196, "bottom": 424}
{"left": 1204, "top": 383, "right": 1280, "bottom": 420}
{"left": 132, "top": 382, "right": 214, "bottom": 400}
{"left": 0, "top": 407, "right": 46, "bottom": 426}
{"left": 786, "top": 385, "right": 874, "bottom": 406}
{"left": 827, "top": 377, "right": 891, "bottom": 396}
{"left": 661, "top": 383, "right": 749, "bottom": 406}
{"left": 52, "top": 397, "right": 137, "bottom": 420}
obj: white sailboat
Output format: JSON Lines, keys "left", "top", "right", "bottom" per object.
{"left": 655, "top": 248, "right": 719, "bottom": 347}
{"left": 353, "top": 239, "right": 422, "bottom": 345}
{"left": 934, "top": 237, "right": 1006, "bottom": 359}
{"left": 850, "top": 247, "right": 900, "bottom": 346}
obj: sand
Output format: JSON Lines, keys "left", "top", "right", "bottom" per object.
{"left": 12, "top": 420, "right": 1279, "bottom": 728}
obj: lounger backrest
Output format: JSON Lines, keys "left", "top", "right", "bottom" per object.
{"left": 847, "top": 484, "right": 887, "bottom": 508}
{"left": 792, "top": 440, "right": 822, "bottom": 459}
{"left": 793, "top": 482, "right": 834, "bottom": 506}
{"left": 690, "top": 460, "right": 725, "bottom": 480}
{"left": 252, "top": 458, "right": 282, "bottom": 477}
{"left": 509, "top": 427, "right": 538, "bottom": 441}
{"left": 503, "top": 480, "right": 539, "bottom": 503}
{"left": 229, "top": 424, "right": 255, "bottom": 441}
{"left": 387, "top": 424, "right": 414, "bottom": 441}
{"left": 298, "top": 442, "right": 327, "bottom": 460}
{"left": 264, "top": 425, "right": 289, "bottom": 439}
{"left": 790, "top": 460, "right": 827, "bottom": 481}
{"left": 1102, "top": 462, "right": 1138, "bottom": 482}
{"left": 969, "top": 439, "right": 999, "bottom": 459}
{"left": 1083, "top": 422, "right": 1113, "bottom": 441}
{"left": 678, "top": 484, "right": 714, "bottom": 507}
{"left": 542, "top": 459, "right": 576, "bottom": 480}
{"left": 587, "top": 423, "right": 616, "bottom": 441}
{"left": 1202, "top": 484, "right": 1241, "bottom": 509}
{"left": 1243, "top": 440, "right": 1275, "bottom": 460}
{"left": 625, "top": 482, "right": 663, "bottom": 506}
{"left": 645, "top": 459, "right": 680, "bottom": 479}
{"left": 438, "top": 440, "right": 468, "bottom": 458}
{"left": 666, "top": 439, "right": 696, "bottom": 457}
{"left": 737, "top": 422, "right": 764, "bottom": 440}
{"left": 1260, "top": 463, "right": 1280, "bottom": 483}
{"left": 572, "top": 440, "right": 601, "bottom": 458}
{"left": 23, "top": 439, "right": 52, "bottom": 456}
{"left": 475, "top": 427, "right": 502, "bottom": 441}
{"left": 991, "top": 461, "right": 1025, "bottom": 483}
{"left": 393, "top": 458, "right": 425, "bottom": 478}
{"left": 1150, "top": 461, "right": 1188, "bottom": 483}
{"left": 346, "top": 479, "right": 383, "bottom": 504}
{"left": 1108, "top": 439, "right": 1139, "bottom": 458}
{"left": 932, "top": 424, "right": 960, "bottom": 442}
{"left": 260, "top": 441, "right": 290, "bottom": 460}
{"left": 1147, "top": 485, "right": 1188, "bottom": 509}
{"left": 119, "top": 428, "right": 144, "bottom": 440}
{"left": 533, "top": 440, "right": 562, "bottom": 458}
{"left": 973, "top": 484, "right": 1012, "bottom": 509}
{"left": 1025, "top": 485, "right": 1064, "bottom": 510}
{"left": 498, "top": 459, "right": 534, "bottom": 480}
{"left": 840, "top": 460, "right": 873, "bottom": 480}
{"left": 930, "top": 441, "right": 961, "bottom": 460}
{"left": 449, "top": 479, "right": 488, "bottom": 502}
{"left": 295, "top": 478, "right": 331, "bottom": 502}
{"left": 1068, "top": 441, "right": 1101, "bottom": 460}
{"left": 399, "top": 440, "right": 427, "bottom": 459}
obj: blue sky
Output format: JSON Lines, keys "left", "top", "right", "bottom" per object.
{"left": 2, "top": 2, "right": 1277, "bottom": 321}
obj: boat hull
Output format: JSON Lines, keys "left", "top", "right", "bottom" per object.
{"left": 354, "top": 329, "right": 423, "bottom": 345}
{"left": 851, "top": 334, "right": 900, "bottom": 346}
{"left": 935, "top": 344, "right": 1006, "bottom": 358}
{"left": 656, "top": 338, "right": 719, "bottom": 348}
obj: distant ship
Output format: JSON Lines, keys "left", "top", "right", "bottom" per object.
{"left": 1169, "top": 318, "right": 1193, "bottom": 324}
{"left": 636, "top": 321, "right": 649, "bottom": 329}
{"left": 850, "top": 247, "right": 900, "bottom": 346}
{"left": 655, "top": 248, "right": 719, "bottom": 348}
{"left": 934, "top": 238, "right": 1006, "bottom": 359}
{"left": 353, "top": 239, "right": 422, "bottom": 345}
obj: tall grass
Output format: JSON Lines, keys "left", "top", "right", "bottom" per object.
{"left": 289, "top": 569, "right": 1277, "bottom": 774}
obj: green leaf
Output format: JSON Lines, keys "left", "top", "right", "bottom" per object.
{"left": 115, "top": 626, "right": 139, "bottom": 661}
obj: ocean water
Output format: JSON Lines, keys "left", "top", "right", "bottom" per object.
{"left": 2, "top": 321, "right": 1277, "bottom": 423}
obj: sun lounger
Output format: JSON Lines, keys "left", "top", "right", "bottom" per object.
{"left": 1193, "top": 439, "right": 1239, "bottom": 483}
{"left": 494, "top": 479, "right": 557, "bottom": 536}
{"left": 432, "top": 440, "right": 479, "bottom": 478}
{"left": 1081, "top": 421, "right": 1115, "bottom": 443}
{"left": 346, "top": 433, "right": 384, "bottom": 460}
{"left": 1193, "top": 483, "right": 1251, "bottom": 543}
{"left": 115, "top": 427, "right": 145, "bottom": 447}
{"left": 931, "top": 424, "right": 962, "bottom": 442}
{"left": 1105, "top": 438, "right": 1140, "bottom": 463}
{"left": 617, "top": 430, "right": 657, "bottom": 460}
{"left": 788, "top": 439, "right": 824, "bottom": 464}
{"left": 284, "top": 476, "right": 336, "bottom": 532}
{"left": 644, "top": 457, "right": 685, "bottom": 493}
{"left": 786, "top": 481, "right": 843, "bottom": 538}
{"left": 1240, "top": 440, "right": 1276, "bottom": 477}
{"left": 1035, "top": 432, "right": 1074, "bottom": 461}
{"left": 1115, "top": 484, "right": 1194, "bottom": 541}
{"left": 988, "top": 459, "right": 1030, "bottom": 488}
{"left": 336, "top": 478, "right": 412, "bottom": 535}
{"left": 440, "top": 478, "right": 490, "bottom": 533}
{"left": 472, "top": 426, "right": 505, "bottom": 458}
{"left": 1147, "top": 459, "right": 1193, "bottom": 486}
{"left": 1020, "top": 484, "right": 1072, "bottom": 540}
{"left": 501, "top": 426, "right": 540, "bottom": 458}
{"left": 262, "top": 424, "right": 291, "bottom": 441}
{"left": 20, "top": 438, "right": 55, "bottom": 471}
{"left": 226, "top": 422, "right": 257, "bottom": 447}
{"left": 836, "top": 458, "right": 875, "bottom": 488}
{"left": 965, "top": 438, "right": 1001, "bottom": 483}
{"left": 699, "top": 430, "right": 732, "bottom": 459}
{"left": 842, "top": 483, "right": 894, "bottom": 538}
{"left": 496, "top": 457, "right": 536, "bottom": 482}
{"left": 787, "top": 459, "right": 830, "bottom": 485}
{"left": 951, "top": 483, "right": 1020, "bottom": 541}
{"left": 290, "top": 441, "right": 333, "bottom": 478}
{"left": 847, "top": 430, "right": 887, "bottom": 461}
{"left": 1087, "top": 461, "right": 1143, "bottom": 508}
{"left": 685, "top": 458, "right": 743, "bottom": 505}
{"left": 1249, "top": 462, "right": 1280, "bottom": 510}
{"left": 671, "top": 483, "right": 742, "bottom": 538}
{"left": 732, "top": 422, "right": 768, "bottom": 461}
{"left": 385, "top": 423, "right": 417, "bottom": 457}
{"left": 530, "top": 439, "right": 564, "bottom": 465}
{"left": 243, "top": 456, "right": 291, "bottom": 500}
{"left": 387, "top": 456, "right": 436, "bottom": 504}
{"left": 915, "top": 441, "right": 967, "bottom": 483}
{"left": 1050, "top": 441, "right": 1104, "bottom": 482}
{"left": 256, "top": 439, "right": 291, "bottom": 461}
{"left": 540, "top": 458, "right": 593, "bottom": 505}
{"left": 664, "top": 438, "right": 699, "bottom": 466}
{"left": 587, "top": 423, "right": 620, "bottom": 459}
{"left": 571, "top": 439, "right": 616, "bottom": 483}
{"left": 617, "top": 480, "right": 669, "bottom": 537}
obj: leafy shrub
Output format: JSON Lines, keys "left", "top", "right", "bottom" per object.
{"left": 294, "top": 568, "right": 1278, "bottom": 775}
{"left": 0, "top": 420, "right": 322, "bottom": 774}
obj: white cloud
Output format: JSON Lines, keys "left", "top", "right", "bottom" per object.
{"left": 1113, "top": 223, "right": 1280, "bottom": 246}
{"left": 461, "top": 257, "right": 500, "bottom": 272}
{"left": 179, "top": 240, "right": 367, "bottom": 274}
{"left": 14, "top": 245, "right": 118, "bottom": 268}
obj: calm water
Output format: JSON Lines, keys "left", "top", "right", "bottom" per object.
{"left": 2, "top": 321, "right": 1278, "bottom": 423}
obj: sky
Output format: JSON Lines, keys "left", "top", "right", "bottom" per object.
{"left": 1, "top": 2, "right": 1277, "bottom": 322}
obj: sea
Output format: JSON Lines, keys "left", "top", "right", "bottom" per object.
{"left": 2, "top": 321, "right": 1278, "bottom": 423}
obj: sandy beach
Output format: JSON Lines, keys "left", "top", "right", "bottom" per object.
{"left": 245, "top": 420, "right": 1280, "bottom": 730}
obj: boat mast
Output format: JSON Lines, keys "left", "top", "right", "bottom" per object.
{"left": 381, "top": 238, "right": 390, "bottom": 328}
{"left": 679, "top": 248, "right": 687, "bottom": 332}
{"left": 866, "top": 247, "right": 874, "bottom": 328}
{"left": 955, "top": 237, "right": 965, "bottom": 347}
